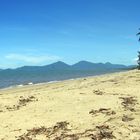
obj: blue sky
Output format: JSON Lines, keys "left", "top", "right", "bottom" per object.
{"left": 0, "top": 0, "right": 140, "bottom": 68}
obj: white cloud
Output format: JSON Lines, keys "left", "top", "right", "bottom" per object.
{"left": 5, "top": 53, "right": 61, "bottom": 64}
{"left": 132, "top": 57, "right": 138, "bottom": 64}
{"left": 133, "top": 57, "right": 138, "bottom": 61}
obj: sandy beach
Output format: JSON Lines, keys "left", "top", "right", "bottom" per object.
{"left": 0, "top": 70, "right": 140, "bottom": 140}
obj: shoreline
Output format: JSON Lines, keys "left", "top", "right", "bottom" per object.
{"left": 0, "top": 69, "right": 128, "bottom": 91}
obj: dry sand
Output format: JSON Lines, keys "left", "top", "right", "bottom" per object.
{"left": 0, "top": 70, "right": 140, "bottom": 140}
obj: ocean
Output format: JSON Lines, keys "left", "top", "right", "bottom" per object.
{"left": 0, "top": 69, "right": 124, "bottom": 89}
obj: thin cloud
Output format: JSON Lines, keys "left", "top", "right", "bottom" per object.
{"left": 5, "top": 53, "right": 61, "bottom": 64}
{"left": 121, "top": 35, "right": 137, "bottom": 41}
{"left": 132, "top": 57, "right": 138, "bottom": 64}
{"left": 133, "top": 57, "right": 138, "bottom": 61}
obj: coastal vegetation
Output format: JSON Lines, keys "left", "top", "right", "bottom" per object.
{"left": 137, "top": 29, "right": 140, "bottom": 69}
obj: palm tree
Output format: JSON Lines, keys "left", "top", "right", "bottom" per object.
{"left": 137, "top": 29, "right": 140, "bottom": 69}
{"left": 137, "top": 28, "right": 140, "bottom": 41}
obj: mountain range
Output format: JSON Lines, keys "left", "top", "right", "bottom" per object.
{"left": 0, "top": 61, "right": 135, "bottom": 71}
{"left": 0, "top": 61, "right": 136, "bottom": 89}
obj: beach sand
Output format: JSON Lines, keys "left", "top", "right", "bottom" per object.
{"left": 0, "top": 70, "right": 140, "bottom": 140}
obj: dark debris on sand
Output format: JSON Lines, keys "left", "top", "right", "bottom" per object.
{"left": 89, "top": 108, "right": 116, "bottom": 116}
{"left": 5, "top": 96, "right": 37, "bottom": 111}
{"left": 119, "top": 96, "right": 137, "bottom": 112}
{"left": 17, "top": 121, "right": 115, "bottom": 140}
{"left": 122, "top": 115, "right": 134, "bottom": 122}
{"left": 93, "top": 125, "right": 115, "bottom": 140}
{"left": 93, "top": 90, "right": 105, "bottom": 95}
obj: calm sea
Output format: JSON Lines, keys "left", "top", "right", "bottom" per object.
{"left": 0, "top": 69, "right": 123, "bottom": 89}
